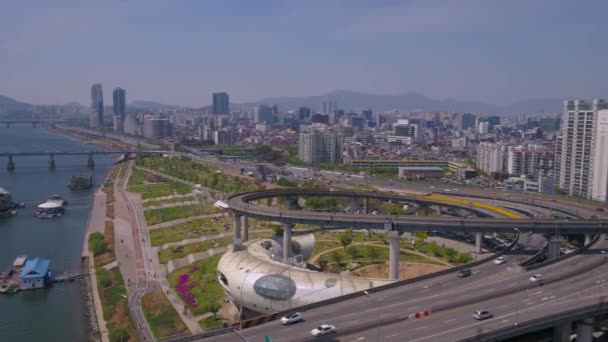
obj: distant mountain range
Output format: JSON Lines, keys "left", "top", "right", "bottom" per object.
{"left": 0, "top": 90, "right": 567, "bottom": 115}
{"left": 257, "top": 90, "right": 564, "bottom": 114}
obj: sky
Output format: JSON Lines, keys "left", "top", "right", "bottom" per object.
{"left": 0, "top": 0, "right": 606, "bottom": 106}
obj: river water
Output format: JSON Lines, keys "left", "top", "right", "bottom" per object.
{"left": 0, "top": 126, "right": 113, "bottom": 342}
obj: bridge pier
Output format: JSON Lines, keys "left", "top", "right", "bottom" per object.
{"left": 576, "top": 317, "right": 594, "bottom": 342}
{"left": 283, "top": 223, "right": 292, "bottom": 263}
{"left": 241, "top": 215, "right": 249, "bottom": 242}
{"left": 584, "top": 233, "right": 592, "bottom": 246}
{"left": 388, "top": 230, "right": 401, "bottom": 280}
{"left": 232, "top": 214, "right": 242, "bottom": 250}
{"left": 553, "top": 320, "right": 571, "bottom": 342}
{"left": 49, "top": 154, "right": 55, "bottom": 170}
{"left": 87, "top": 153, "right": 95, "bottom": 169}
{"left": 363, "top": 198, "right": 369, "bottom": 214}
{"left": 7, "top": 155, "right": 15, "bottom": 171}
{"left": 475, "top": 232, "right": 483, "bottom": 254}
{"left": 547, "top": 236, "right": 563, "bottom": 260}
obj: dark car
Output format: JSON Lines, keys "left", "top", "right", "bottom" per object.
{"left": 457, "top": 269, "right": 472, "bottom": 278}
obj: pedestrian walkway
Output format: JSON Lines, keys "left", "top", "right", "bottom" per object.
{"left": 166, "top": 247, "right": 228, "bottom": 273}
{"left": 144, "top": 200, "right": 200, "bottom": 210}
{"left": 146, "top": 213, "right": 225, "bottom": 230}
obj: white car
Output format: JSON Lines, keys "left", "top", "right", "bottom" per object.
{"left": 280, "top": 312, "right": 303, "bottom": 325}
{"left": 473, "top": 310, "right": 493, "bottom": 320}
{"left": 494, "top": 256, "right": 507, "bottom": 265}
{"left": 311, "top": 324, "right": 336, "bottom": 337}
{"left": 530, "top": 274, "right": 543, "bottom": 283}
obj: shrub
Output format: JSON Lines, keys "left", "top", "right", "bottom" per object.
{"left": 89, "top": 232, "right": 107, "bottom": 256}
{"left": 109, "top": 327, "right": 129, "bottom": 342}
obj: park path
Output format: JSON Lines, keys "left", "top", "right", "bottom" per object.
{"left": 147, "top": 213, "right": 226, "bottom": 230}
{"left": 144, "top": 200, "right": 200, "bottom": 210}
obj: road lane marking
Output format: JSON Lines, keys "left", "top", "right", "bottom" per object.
{"left": 414, "top": 325, "right": 430, "bottom": 331}
{"left": 350, "top": 337, "right": 365, "bottom": 342}
{"left": 496, "top": 304, "right": 511, "bottom": 309}
{"left": 385, "top": 333, "right": 399, "bottom": 339}
{"left": 502, "top": 319, "right": 510, "bottom": 323}
{"left": 444, "top": 318, "right": 457, "bottom": 323}
{"left": 527, "top": 291, "right": 543, "bottom": 297}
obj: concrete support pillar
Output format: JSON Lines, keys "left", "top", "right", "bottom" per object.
{"left": 283, "top": 223, "right": 292, "bottom": 263}
{"left": 49, "top": 154, "right": 56, "bottom": 170}
{"left": 547, "top": 236, "right": 562, "bottom": 260}
{"left": 363, "top": 198, "right": 369, "bottom": 214}
{"left": 7, "top": 155, "right": 15, "bottom": 171}
{"left": 232, "top": 214, "right": 242, "bottom": 249}
{"left": 553, "top": 320, "right": 571, "bottom": 342}
{"left": 475, "top": 232, "right": 483, "bottom": 254}
{"left": 388, "top": 231, "right": 401, "bottom": 280}
{"left": 584, "top": 234, "right": 592, "bottom": 246}
{"left": 87, "top": 153, "right": 95, "bottom": 169}
{"left": 241, "top": 215, "right": 249, "bottom": 242}
{"left": 576, "top": 317, "right": 594, "bottom": 342}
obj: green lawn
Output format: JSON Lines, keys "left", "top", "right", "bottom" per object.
{"left": 158, "top": 237, "right": 233, "bottom": 264}
{"left": 325, "top": 245, "right": 444, "bottom": 266}
{"left": 144, "top": 196, "right": 195, "bottom": 208}
{"left": 149, "top": 216, "right": 232, "bottom": 246}
{"left": 95, "top": 267, "right": 138, "bottom": 342}
{"left": 141, "top": 287, "right": 188, "bottom": 338}
{"left": 167, "top": 255, "right": 226, "bottom": 316}
{"left": 136, "top": 156, "right": 265, "bottom": 193}
{"left": 144, "top": 204, "right": 221, "bottom": 226}
{"left": 128, "top": 168, "right": 193, "bottom": 199}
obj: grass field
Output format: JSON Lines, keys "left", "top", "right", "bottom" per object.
{"left": 144, "top": 204, "right": 221, "bottom": 226}
{"left": 143, "top": 196, "right": 196, "bottom": 208}
{"left": 128, "top": 168, "right": 192, "bottom": 200}
{"left": 149, "top": 216, "right": 231, "bottom": 246}
{"left": 141, "top": 287, "right": 188, "bottom": 338}
{"left": 198, "top": 316, "right": 224, "bottom": 330}
{"left": 95, "top": 267, "right": 138, "bottom": 342}
{"left": 158, "top": 237, "right": 233, "bottom": 264}
{"left": 167, "top": 255, "right": 225, "bottom": 316}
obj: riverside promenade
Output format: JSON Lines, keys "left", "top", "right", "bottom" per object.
{"left": 82, "top": 189, "right": 109, "bottom": 342}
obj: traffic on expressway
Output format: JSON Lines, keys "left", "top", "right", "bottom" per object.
{"left": 194, "top": 182, "right": 608, "bottom": 342}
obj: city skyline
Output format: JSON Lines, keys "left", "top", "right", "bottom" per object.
{"left": 1, "top": 1, "right": 607, "bottom": 106}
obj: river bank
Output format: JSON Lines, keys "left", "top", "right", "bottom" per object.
{"left": 0, "top": 126, "right": 115, "bottom": 342}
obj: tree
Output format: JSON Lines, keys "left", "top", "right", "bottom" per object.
{"left": 89, "top": 232, "right": 107, "bottom": 256}
{"left": 340, "top": 229, "right": 353, "bottom": 250}
{"left": 367, "top": 246, "right": 381, "bottom": 260}
{"left": 445, "top": 248, "right": 458, "bottom": 262}
{"left": 319, "top": 255, "right": 329, "bottom": 271}
{"left": 346, "top": 247, "right": 359, "bottom": 260}
{"left": 272, "top": 226, "right": 284, "bottom": 237}
{"left": 456, "top": 253, "right": 473, "bottom": 264}
{"left": 415, "top": 231, "right": 428, "bottom": 244}
{"left": 332, "top": 251, "right": 344, "bottom": 264}
{"left": 109, "top": 328, "right": 129, "bottom": 342}
{"left": 208, "top": 301, "right": 222, "bottom": 319}
{"left": 427, "top": 241, "right": 441, "bottom": 257}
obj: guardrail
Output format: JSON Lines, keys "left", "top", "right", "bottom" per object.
{"left": 460, "top": 297, "right": 608, "bottom": 342}
{"left": 524, "top": 234, "right": 601, "bottom": 272}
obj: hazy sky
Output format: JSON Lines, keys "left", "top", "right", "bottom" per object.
{"left": 1, "top": 0, "right": 606, "bottom": 106}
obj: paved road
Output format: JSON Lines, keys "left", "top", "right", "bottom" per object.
{"left": 202, "top": 239, "right": 608, "bottom": 342}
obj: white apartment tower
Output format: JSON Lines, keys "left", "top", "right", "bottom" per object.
{"left": 298, "top": 124, "right": 340, "bottom": 164}
{"left": 555, "top": 99, "right": 608, "bottom": 199}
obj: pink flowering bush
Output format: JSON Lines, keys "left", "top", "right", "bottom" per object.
{"left": 176, "top": 273, "right": 197, "bottom": 307}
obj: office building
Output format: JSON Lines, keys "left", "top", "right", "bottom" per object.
{"left": 478, "top": 121, "right": 490, "bottom": 135}
{"left": 390, "top": 119, "right": 424, "bottom": 145}
{"left": 90, "top": 84, "right": 104, "bottom": 128}
{"left": 253, "top": 105, "right": 274, "bottom": 123}
{"left": 458, "top": 113, "right": 477, "bottom": 130}
{"left": 143, "top": 115, "right": 171, "bottom": 139}
{"left": 556, "top": 99, "right": 608, "bottom": 198}
{"left": 213, "top": 92, "right": 230, "bottom": 115}
{"left": 298, "top": 124, "right": 340, "bottom": 164}
{"left": 539, "top": 117, "right": 561, "bottom": 132}
{"left": 322, "top": 101, "right": 337, "bottom": 115}
{"left": 297, "top": 107, "right": 311, "bottom": 122}
{"left": 112, "top": 87, "right": 126, "bottom": 132}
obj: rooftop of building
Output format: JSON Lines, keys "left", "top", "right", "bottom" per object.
{"left": 19, "top": 258, "right": 50, "bottom": 279}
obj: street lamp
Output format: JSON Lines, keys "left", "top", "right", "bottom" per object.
{"left": 513, "top": 227, "right": 522, "bottom": 327}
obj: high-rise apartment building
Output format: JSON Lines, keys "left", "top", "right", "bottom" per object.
{"left": 555, "top": 100, "right": 608, "bottom": 198}
{"left": 476, "top": 142, "right": 508, "bottom": 175}
{"left": 297, "top": 107, "right": 311, "bottom": 122}
{"left": 212, "top": 92, "right": 230, "bottom": 115}
{"left": 591, "top": 109, "right": 608, "bottom": 201}
{"left": 298, "top": 124, "right": 340, "bottom": 164}
{"left": 506, "top": 144, "right": 554, "bottom": 178}
{"left": 90, "top": 84, "right": 104, "bottom": 128}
